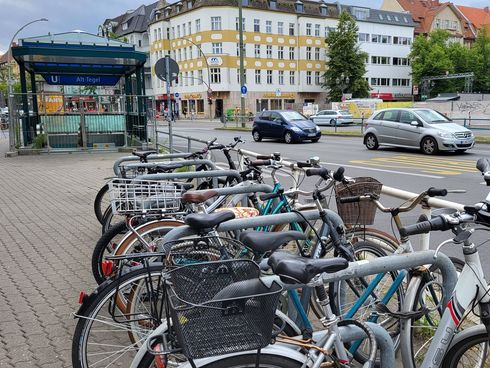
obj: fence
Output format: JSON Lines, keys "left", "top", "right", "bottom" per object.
{"left": 7, "top": 92, "right": 152, "bottom": 151}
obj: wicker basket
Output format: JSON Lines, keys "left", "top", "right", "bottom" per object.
{"left": 335, "top": 177, "right": 382, "bottom": 225}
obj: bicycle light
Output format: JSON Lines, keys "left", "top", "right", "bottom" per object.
{"left": 78, "top": 291, "right": 87, "bottom": 304}
{"left": 101, "top": 260, "right": 114, "bottom": 277}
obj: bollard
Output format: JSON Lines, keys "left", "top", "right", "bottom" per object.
{"left": 187, "top": 136, "right": 191, "bottom": 153}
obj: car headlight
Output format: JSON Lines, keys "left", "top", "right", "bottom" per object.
{"left": 315, "top": 126, "right": 321, "bottom": 132}
{"left": 291, "top": 126, "right": 302, "bottom": 132}
{"left": 437, "top": 132, "right": 454, "bottom": 138}
{"left": 468, "top": 131, "right": 474, "bottom": 137}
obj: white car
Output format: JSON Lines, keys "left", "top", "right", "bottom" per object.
{"left": 310, "top": 110, "right": 354, "bottom": 126}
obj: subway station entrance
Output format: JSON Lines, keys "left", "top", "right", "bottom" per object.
{"left": 11, "top": 32, "right": 147, "bottom": 150}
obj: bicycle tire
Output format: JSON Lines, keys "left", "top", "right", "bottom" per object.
{"left": 441, "top": 328, "right": 490, "bottom": 368}
{"left": 138, "top": 352, "right": 302, "bottom": 368}
{"left": 94, "top": 184, "right": 110, "bottom": 225}
{"left": 72, "top": 264, "right": 166, "bottom": 368}
{"left": 403, "top": 256, "right": 468, "bottom": 368}
{"left": 328, "top": 240, "right": 404, "bottom": 365}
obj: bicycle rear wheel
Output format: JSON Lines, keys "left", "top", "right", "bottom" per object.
{"left": 94, "top": 184, "right": 110, "bottom": 225}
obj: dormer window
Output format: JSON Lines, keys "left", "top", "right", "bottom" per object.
{"left": 187, "top": 0, "right": 192, "bottom": 9}
{"left": 122, "top": 22, "right": 128, "bottom": 31}
{"left": 176, "top": 2, "right": 182, "bottom": 13}
{"left": 242, "top": 0, "right": 249, "bottom": 6}
{"left": 295, "top": 0, "right": 304, "bottom": 13}
{"left": 352, "top": 7, "right": 369, "bottom": 20}
{"left": 269, "top": 0, "right": 277, "bottom": 9}
{"left": 320, "top": 4, "right": 328, "bottom": 16}
{"left": 165, "top": 6, "right": 171, "bottom": 17}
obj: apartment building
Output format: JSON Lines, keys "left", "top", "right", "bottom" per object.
{"left": 146, "top": 0, "right": 415, "bottom": 118}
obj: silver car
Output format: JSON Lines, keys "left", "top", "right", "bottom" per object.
{"left": 310, "top": 109, "right": 354, "bottom": 126}
{"left": 363, "top": 108, "right": 475, "bottom": 154}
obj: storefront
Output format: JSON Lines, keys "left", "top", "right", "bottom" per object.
{"left": 255, "top": 92, "right": 296, "bottom": 112}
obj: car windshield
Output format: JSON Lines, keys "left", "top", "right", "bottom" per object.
{"left": 414, "top": 109, "right": 451, "bottom": 124}
{"left": 281, "top": 111, "right": 306, "bottom": 121}
{"left": 339, "top": 110, "right": 350, "bottom": 115}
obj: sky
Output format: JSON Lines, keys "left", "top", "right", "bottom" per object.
{"left": 1, "top": 0, "right": 489, "bottom": 54}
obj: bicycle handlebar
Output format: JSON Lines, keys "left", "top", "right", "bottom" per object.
{"left": 338, "top": 196, "right": 361, "bottom": 204}
{"left": 250, "top": 159, "right": 272, "bottom": 167}
{"left": 400, "top": 212, "right": 476, "bottom": 237}
{"left": 306, "top": 167, "right": 330, "bottom": 180}
{"left": 427, "top": 187, "right": 447, "bottom": 197}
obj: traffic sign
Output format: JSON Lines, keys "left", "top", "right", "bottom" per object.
{"left": 241, "top": 85, "right": 247, "bottom": 95}
{"left": 175, "top": 92, "right": 180, "bottom": 98}
{"left": 155, "top": 56, "right": 179, "bottom": 82}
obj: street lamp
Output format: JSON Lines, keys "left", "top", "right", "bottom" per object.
{"left": 177, "top": 36, "right": 213, "bottom": 120}
{"left": 7, "top": 18, "right": 48, "bottom": 151}
{"left": 335, "top": 73, "right": 350, "bottom": 101}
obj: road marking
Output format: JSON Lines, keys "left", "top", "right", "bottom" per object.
{"left": 320, "top": 161, "right": 444, "bottom": 179}
{"left": 349, "top": 155, "right": 477, "bottom": 176}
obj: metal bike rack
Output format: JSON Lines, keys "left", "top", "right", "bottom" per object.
{"left": 113, "top": 152, "right": 200, "bottom": 176}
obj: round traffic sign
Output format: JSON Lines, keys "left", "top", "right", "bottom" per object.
{"left": 155, "top": 56, "right": 179, "bottom": 82}
{"left": 241, "top": 85, "right": 247, "bottom": 94}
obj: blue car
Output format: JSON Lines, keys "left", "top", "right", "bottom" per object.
{"left": 252, "top": 110, "right": 321, "bottom": 144}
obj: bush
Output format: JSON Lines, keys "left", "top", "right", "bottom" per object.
{"left": 32, "top": 133, "right": 47, "bottom": 149}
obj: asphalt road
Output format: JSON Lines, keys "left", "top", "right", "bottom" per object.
{"left": 157, "top": 120, "right": 490, "bottom": 269}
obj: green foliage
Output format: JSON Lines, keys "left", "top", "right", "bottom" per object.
{"left": 323, "top": 11, "right": 370, "bottom": 101}
{"left": 32, "top": 133, "right": 47, "bottom": 149}
{"left": 410, "top": 28, "right": 490, "bottom": 95}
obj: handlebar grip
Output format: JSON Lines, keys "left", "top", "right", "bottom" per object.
{"left": 333, "top": 167, "right": 345, "bottom": 182}
{"left": 296, "top": 161, "right": 312, "bottom": 168}
{"left": 427, "top": 187, "right": 448, "bottom": 197}
{"left": 209, "top": 144, "right": 225, "bottom": 150}
{"left": 259, "top": 192, "right": 281, "bottom": 201}
{"left": 250, "top": 159, "right": 272, "bottom": 167}
{"left": 256, "top": 154, "right": 272, "bottom": 160}
{"left": 338, "top": 196, "right": 361, "bottom": 204}
{"left": 305, "top": 168, "right": 329, "bottom": 179}
{"left": 399, "top": 216, "right": 449, "bottom": 237}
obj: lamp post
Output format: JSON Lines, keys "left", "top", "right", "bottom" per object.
{"left": 238, "top": 0, "right": 246, "bottom": 128}
{"left": 335, "top": 73, "right": 350, "bottom": 102}
{"left": 178, "top": 37, "right": 213, "bottom": 120}
{"left": 7, "top": 18, "right": 48, "bottom": 151}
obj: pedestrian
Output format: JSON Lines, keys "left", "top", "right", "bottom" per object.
{"left": 190, "top": 109, "right": 195, "bottom": 120}
{"left": 182, "top": 107, "right": 187, "bottom": 119}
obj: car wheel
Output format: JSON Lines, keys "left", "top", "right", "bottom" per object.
{"left": 330, "top": 119, "right": 336, "bottom": 126}
{"left": 365, "top": 133, "right": 379, "bottom": 150}
{"left": 284, "top": 131, "right": 294, "bottom": 144}
{"left": 252, "top": 130, "right": 262, "bottom": 142}
{"left": 456, "top": 149, "right": 467, "bottom": 154}
{"left": 421, "top": 136, "right": 438, "bottom": 155}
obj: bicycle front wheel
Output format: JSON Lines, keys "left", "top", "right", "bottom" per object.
{"left": 441, "top": 329, "right": 489, "bottom": 368}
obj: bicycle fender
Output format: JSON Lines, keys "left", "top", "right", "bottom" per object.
{"left": 445, "top": 324, "right": 488, "bottom": 350}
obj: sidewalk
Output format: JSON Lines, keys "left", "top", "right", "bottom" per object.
{"left": 0, "top": 134, "right": 120, "bottom": 367}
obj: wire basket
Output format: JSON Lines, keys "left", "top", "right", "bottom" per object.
{"left": 108, "top": 178, "right": 184, "bottom": 215}
{"left": 335, "top": 177, "right": 382, "bottom": 225}
{"left": 167, "top": 260, "right": 282, "bottom": 359}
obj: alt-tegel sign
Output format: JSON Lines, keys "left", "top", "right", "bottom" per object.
{"left": 42, "top": 74, "right": 120, "bottom": 86}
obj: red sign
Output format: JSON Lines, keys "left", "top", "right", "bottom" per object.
{"left": 370, "top": 92, "right": 394, "bottom": 101}
{"left": 157, "top": 94, "right": 175, "bottom": 100}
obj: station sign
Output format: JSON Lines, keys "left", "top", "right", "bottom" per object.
{"left": 42, "top": 74, "right": 120, "bottom": 86}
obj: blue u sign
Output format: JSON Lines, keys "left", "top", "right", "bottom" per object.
{"left": 42, "top": 74, "right": 120, "bottom": 86}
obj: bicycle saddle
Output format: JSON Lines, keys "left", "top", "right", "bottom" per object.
{"left": 182, "top": 190, "right": 218, "bottom": 204}
{"left": 239, "top": 231, "right": 305, "bottom": 254}
{"left": 132, "top": 150, "right": 157, "bottom": 160}
{"left": 185, "top": 211, "right": 235, "bottom": 231}
{"left": 268, "top": 251, "right": 348, "bottom": 284}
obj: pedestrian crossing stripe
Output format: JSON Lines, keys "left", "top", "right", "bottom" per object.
{"left": 350, "top": 155, "right": 478, "bottom": 175}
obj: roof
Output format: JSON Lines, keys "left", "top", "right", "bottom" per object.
{"left": 12, "top": 31, "right": 146, "bottom": 77}
{"left": 339, "top": 5, "right": 416, "bottom": 27}
{"left": 0, "top": 43, "right": 18, "bottom": 65}
{"left": 457, "top": 5, "right": 490, "bottom": 30}
{"left": 103, "top": 2, "right": 158, "bottom": 37}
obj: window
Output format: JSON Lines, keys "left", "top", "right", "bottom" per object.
{"left": 394, "top": 15, "right": 399, "bottom": 21}
{"left": 452, "top": 20, "right": 458, "bottom": 30}
{"left": 171, "top": 27, "right": 175, "bottom": 38}
{"left": 289, "top": 70, "right": 295, "bottom": 84}
{"left": 210, "top": 68, "right": 221, "bottom": 83}
{"left": 379, "top": 110, "right": 399, "bottom": 121}
{"left": 289, "top": 47, "right": 295, "bottom": 60}
{"left": 315, "top": 48, "right": 320, "bottom": 60}
{"left": 195, "top": 19, "right": 201, "bottom": 32}
{"left": 306, "top": 47, "right": 312, "bottom": 60}
{"left": 178, "top": 49, "right": 182, "bottom": 61}
{"left": 266, "top": 20, "right": 272, "bottom": 34}
{"left": 236, "top": 69, "right": 240, "bottom": 83}
{"left": 190, "top": 71, "right": 194, "bottom": 85}
{"left": 444, "top": 19, "right": 450, "bottom": 29}
{"left": 353, "top": 7, "right": 369, "bottom": 20}
{"left": 435, "top": 18, "right": 441, "bottom": 29}
{"left": 187, "top": 0, "right": 193, "bottom": 8}
{"left": 235, "top": 17, "right": 245, "bottom": 31}
{"left": 399, "top": 110, "right": 417, "bottom": 124}
{"left": 153, "top": 29, "right": 157, "bottom": 41}
{"left": 177, "top": 25, "right": 181, "bottom": 37}
{"left": 198, "top": 69, "right": 203, "bottom": 84}
{"left": 166, "top": 28, "right": 170, "bottom": 39}
{"left": 358, "top": 33, "right": 369, "bottom": 42}
{"left": 267, "top": 70, "right": 273, "bottom": 84}
{"left": 320, "top": 5, "right": 328, "bottom": 16}
{"left": 236, "top": 43, "right": 240, "bottom": 56}
{"left": 393, "top": 36, "right": 411, "bottom": 45}
{"left": 370, "top": 78, "right": 390, "bottom": 86}
{"left": 266, "top": 45, "right": 272, "bottom": 59}
{"left": 289, "top": 23, "right": 295, "bottom": 36}
{"left": 306, "top": 23, "right": 312, "bottom": 36}
{"left": 279, "top": 70, "right": 284, "bottom": 84}
{"left": 254, "top": 19, "right": 260, "bottom": 32}
{"left": 392, "top": 78, "right": 410, "bottom": 86}
{"left": 295, "top": 1, "right": 304, "bottom": 12}
{"left": 371, "top": 34, "right": 391, "bottom": 44}
{"left": 393, "top": 57, "right": 410, "bottom": 66}
{"left": 315, "top": 71, "right": 321, "bottom": 85}
{"left": 269, "top": 0, "right": 277, "bottom": 9}
{"left": 278, "top": 46, "right": 284, "bottom": 59}
{"left": 255, "top": 44, "right": 261, "bottom": 58}
{"left": 371, "top": 56, "right": 391, "bottom": 65}
{"left": 386, "top": 15, "right": 392, "bottom": 21}
{"left": 315, "top": 24, "right": 320, "bottom": 37}
{"left": 278, "top": 22, "right": 284, "bottom": 35}
{"left": 188, "top": 22, "right": 191, "bottom": 35}
{"left": 183, "top": 47, "right": 187, "bottom": 59}
{"left": 122, "top": 23, "right": 128, "bottom": 31}
{"left": 306, "top": 71, "right": 312, "bottom": 85}
{"left": 183, "top": 23, "right": 186, "bottom": 36}
{"left": 211, "top": 16, "right": 221, "bottom": 30}
{"left": 378, "top": 14, "right": 384, "bottom": 20}
{"left": 255, "top": 69, "right": 261, "bottom": 84}
{"left": 212, "top": 42, "right": 222, "bottom": 54}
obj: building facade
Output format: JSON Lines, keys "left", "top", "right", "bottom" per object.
{"left": 146, "top": 0, "right": 415, "bottom": 118}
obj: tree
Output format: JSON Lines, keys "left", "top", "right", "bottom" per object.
{"left": 469, "top": 26, "right": 490, "bottom": 92}
{"left": 323, "top": 11, "right": 370, "bottom": 101}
